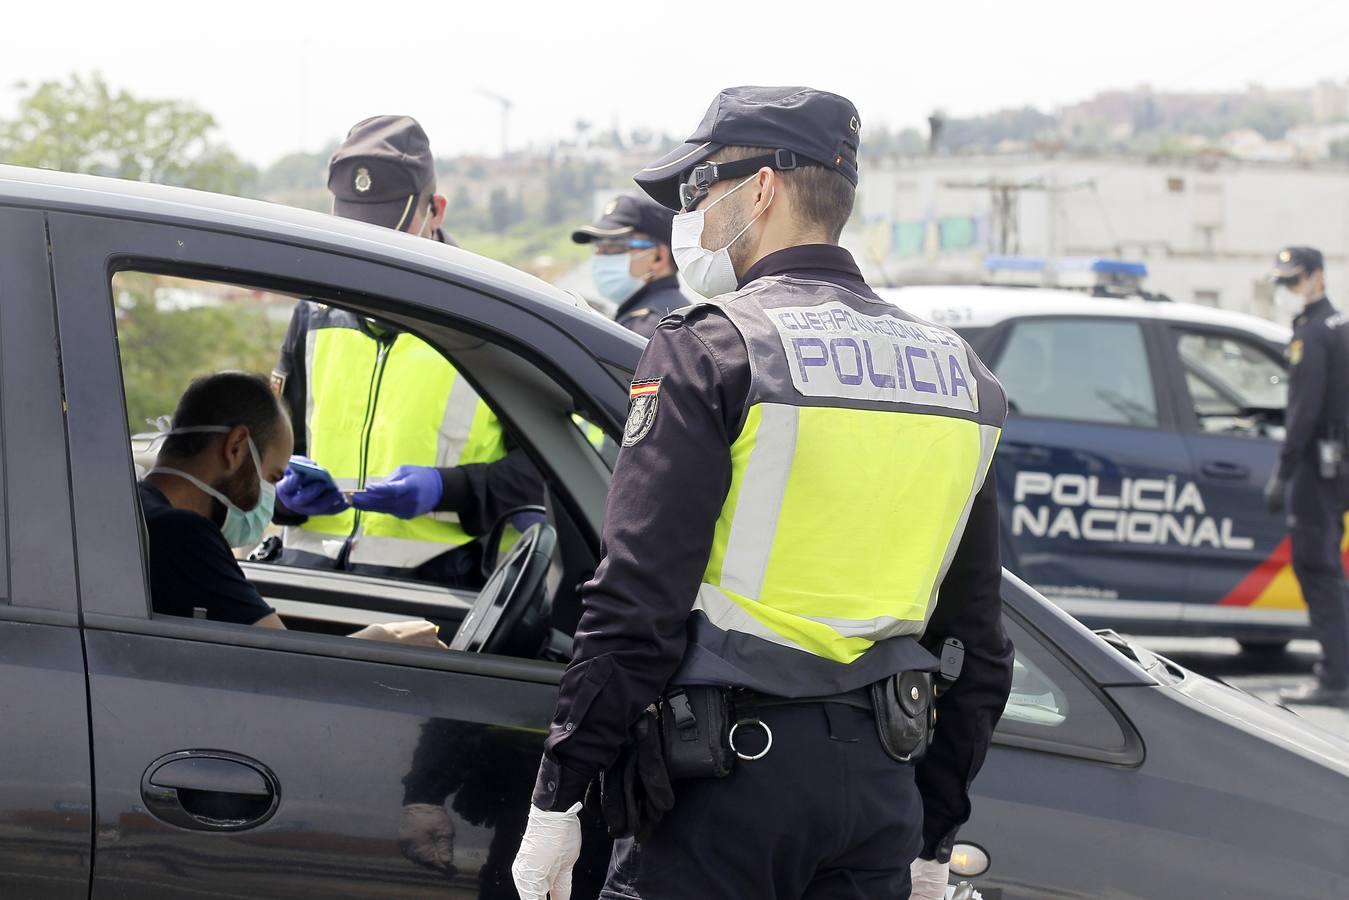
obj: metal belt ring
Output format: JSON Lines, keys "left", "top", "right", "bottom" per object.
{"left": 729, "top": 719, "right": 773, "bottom": 761}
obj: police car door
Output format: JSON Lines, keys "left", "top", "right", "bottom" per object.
{"left": 988, "top": 316, "right": 1194, "bottom": 628}
{"left": 1157, "top": 323, "right": 1301, "bottom": 641}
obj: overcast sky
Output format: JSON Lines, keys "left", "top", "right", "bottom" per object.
{"left": 5, "top": 0, "right": 1349, "bottom": 166}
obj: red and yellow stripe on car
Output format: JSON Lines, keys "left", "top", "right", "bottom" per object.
{"left": 1218, "top": 515, "right": 1349, "bottom": 609}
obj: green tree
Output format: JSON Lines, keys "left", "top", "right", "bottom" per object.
{"left": 113, "top": 273, "right": 290, "bottom": 434}
{"left": 0, "top": 73, "right": 255, "bottom": 193}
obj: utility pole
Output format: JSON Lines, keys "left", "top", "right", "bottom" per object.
{"left": 943, "top": 175, "right": 1094, "bottom": 283}
{"left": 476, "top": 88, "right": 513, "bottom": 158}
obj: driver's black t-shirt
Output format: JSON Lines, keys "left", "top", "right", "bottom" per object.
{"left": 138, "top": 482, "right": 276, "bottom": 625}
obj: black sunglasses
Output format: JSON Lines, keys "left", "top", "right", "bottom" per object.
{"left": 679, "top": 149, "right": 798, "bottom": 212}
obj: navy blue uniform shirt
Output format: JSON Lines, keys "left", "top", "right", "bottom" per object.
{"left": 1282, "top": 297, "right": 1349, "bottom": 479}
{"left": 615, "top": 275, "right": 689, "bottom": 339}
{"left": 534, "top": 244, "right": 1013, "bottom": 861}
{"left": 139, "top": 481, "right": 275, "bottom": 625}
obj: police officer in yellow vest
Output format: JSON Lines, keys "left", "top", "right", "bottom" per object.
{"left": 272, "top": 116, "right": 543, "bottom": 588}
{"left": 512, "top": 87, "right": 1015, "bottom": 900}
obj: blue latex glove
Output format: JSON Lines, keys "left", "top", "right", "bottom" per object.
{"left": 277, "top": 463, "right": 349, "bottom": 517}
{"left": 351, "top": 465, "right": 444, "bottom": 520}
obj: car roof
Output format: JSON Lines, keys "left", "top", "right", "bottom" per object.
{"left": 0, "top": 164, "right": 642, "bottom": 354}
{"left": 874, "top": 284, "right": 1291, "bottom": 344}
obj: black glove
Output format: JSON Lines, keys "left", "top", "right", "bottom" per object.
{"left": 597, "top": 709, "right": 674, "bottom": 843}
{"left": 1264, "top": 471, "right": 1285, "bottom": 514}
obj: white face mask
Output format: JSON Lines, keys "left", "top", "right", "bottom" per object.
{"left": 671, "top": 174, "right": 772, "bottom": 298}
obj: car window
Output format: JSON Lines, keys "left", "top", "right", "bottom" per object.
{"left": 1175, "top": 330, "right": 1287, "bottom": 435}
{"left": 111, "top": 269, "right": 602, "bottom": 652}
{"left": 995, "top": 319, "right": 1158, "bottom": 427}
{"left": 995, "top": 615, "right": 1133, "bottom": 759}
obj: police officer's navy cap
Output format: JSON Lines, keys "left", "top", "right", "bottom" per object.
{"left": 634, "top": 85, "right": 861, "bottom": 211}
{"left": 329, "top": 115, "right": 437, "bottom": 231}
{"left": 1270, "top": 245, "right": 1324, "bottom": 279}
{"left": 571, "top": 194, "right": 675, "bottom": 246}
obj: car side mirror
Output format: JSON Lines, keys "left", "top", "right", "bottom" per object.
{"left": 480, "top": 505, "right": 548, "bottom": 580}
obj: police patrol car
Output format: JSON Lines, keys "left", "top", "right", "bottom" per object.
{"left": 879, "top": 260, "right": 1306, "bottom": 650}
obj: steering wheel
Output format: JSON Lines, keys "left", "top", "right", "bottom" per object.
{"left": 449, "top": 522, "right": 557, "bottom": 655}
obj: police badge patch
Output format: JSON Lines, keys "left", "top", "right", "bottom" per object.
{"left": 623, "top": 378, "right": 662, "bottom": 446}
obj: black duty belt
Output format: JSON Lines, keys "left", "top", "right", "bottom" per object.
{"left": 730, "top": 686, "right": 873, "bottom": 717}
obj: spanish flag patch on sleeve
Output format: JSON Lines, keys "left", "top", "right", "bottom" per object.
{"left": 624, "top": 378, "right": 662, "bottom": 446}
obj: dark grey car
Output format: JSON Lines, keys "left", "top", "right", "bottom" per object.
{"left": 0, "top": 165, "right": 1344, "bottom": 900}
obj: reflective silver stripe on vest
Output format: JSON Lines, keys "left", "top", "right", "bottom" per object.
{"left": 924, "top": 422, "right": 1001, "bottom": 622}
{"left": 436, "top": 376, "right": 480, "bottom": 468}
{"left": 348, "top": 532, "right": 455, "bottom": 568}
{"left": 303, "top": 328, "right": 318, "bottom": 453}
{"left": 284, "top": 524, "right": 456, "bottom": 569}
{"left": 798, "top": 613, "right": 922, "bottom": 640}
{"left": 692, "top": 583, "right": 802, "bottom": 651}
{"left": 719, "top": 403, "right": 798, "bottom": 600}
{"left": 283, "top": 524, "right": 345, "bottom": 561}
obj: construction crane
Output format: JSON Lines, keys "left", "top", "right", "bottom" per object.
{"left": 476, "top": 88, "right": 513, "bottom": 158}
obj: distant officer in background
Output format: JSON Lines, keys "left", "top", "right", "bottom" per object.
{"left": 572, "top": 194, "right": 687, "bottom": 337}
{"left": 271, "top": 115, "right": 543, "bottom": 588}
{"left": 1265, "top": 245, "right": 1349, "bottom": 708}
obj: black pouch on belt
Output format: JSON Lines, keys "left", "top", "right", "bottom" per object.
{"left": 870, "top": 670, "right": 934, "bottom": 763}
{"left": 659, "top": 686, "right": 734, "bottom": 780}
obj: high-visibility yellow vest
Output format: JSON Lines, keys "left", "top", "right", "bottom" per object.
{"left": 673, "top": 276, "right": 1007, "bottom": 696}
{"left": 284, "top": 308, "right": 506, "bottom": 569}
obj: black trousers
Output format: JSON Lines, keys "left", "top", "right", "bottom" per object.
{"left": 599, "top": 703, "right": 922, "bottom": 900}
{"left": 1288, "top": 465, "right": 1349, "bottom": 690}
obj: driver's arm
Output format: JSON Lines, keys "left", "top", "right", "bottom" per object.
{"left": 532, "top": 307, "right": 749, "bottom": 810}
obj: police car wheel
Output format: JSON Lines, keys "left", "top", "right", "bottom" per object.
{"left": 448, "top": 522, "right": 557, "bottom": 656}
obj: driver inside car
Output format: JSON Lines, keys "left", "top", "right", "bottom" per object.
{"left": 140, "top": 371, "right": 443, "bottom": 647}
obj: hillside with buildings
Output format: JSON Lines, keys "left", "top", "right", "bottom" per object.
{"left": 239, "top": 79, "right": 1349, "bottom": 316}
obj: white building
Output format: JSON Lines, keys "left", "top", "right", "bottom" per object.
{"left": 852, "top": 155, "right": 1349, "bottom": 319}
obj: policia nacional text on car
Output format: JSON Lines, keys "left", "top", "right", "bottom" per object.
{"left": 512, "top": 87, "right": 1015, "bottom": 900}
{"left": 1265, "top": 246, "right": 1349, "bottom": 709}
{"left": 271, "top": 116, "right": 543, "bottom": 588}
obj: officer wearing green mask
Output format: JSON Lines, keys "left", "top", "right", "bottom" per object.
{"left": 514, "top": 86, "right": 1013, "bottom": 900}
{"left": 572, "top": 194, "right": 687, "bottom": 337}
{"left": 272, "top": 115, "right": 543, "bottom": 588}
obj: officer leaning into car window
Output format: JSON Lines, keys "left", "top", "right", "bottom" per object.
{"left": 1264, "top": 246, "right": 1349, "bottom": 708}
{"left": 572, "top": 194, "right": 688, "bottom": 337}
{"left": 271, "top": 115, "right": 543, "bottom": 589}
{"left": 511, "top": 86, "right": 1015, "bottom": 900}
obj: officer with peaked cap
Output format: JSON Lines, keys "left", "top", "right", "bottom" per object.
{"left": 513, "top": 86, "right": 1013, "bottom": 900}
{"left": 270, "top": 115, "right": 542, "bottom": 587}
{"left": 1265, "top": 245, "right": 1349, "bottom": 708}
{"left": 572, "top": 194, "right": 687, "bottom": 337}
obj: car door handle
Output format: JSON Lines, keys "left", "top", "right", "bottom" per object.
{"left": 141, "top": 751, "right": 279, "bottom": 832}
{"left": 1199, "top": 460, "right": 1251, "bottom": 480}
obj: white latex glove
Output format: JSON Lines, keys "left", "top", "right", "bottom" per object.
{"left": 910, "top": 857, "right": 950, "bottom": 900}
{"left": 398, "top": 802, "right": 455, "bottom": 873}
{"left": 511, "top": 802, "right": 583, "bottom": 900}
{"left": 350, "top": 620, "right": 446, "bottom": 648}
